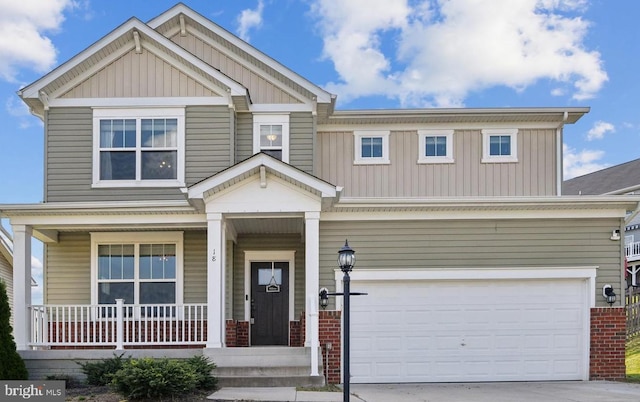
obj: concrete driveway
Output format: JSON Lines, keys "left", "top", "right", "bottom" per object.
{"left": 349, "top": 381, "right": 640, "bottom": 402}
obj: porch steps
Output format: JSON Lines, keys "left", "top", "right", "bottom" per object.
{"left": 204, "top": 347, "right": 324, "bottom": 387}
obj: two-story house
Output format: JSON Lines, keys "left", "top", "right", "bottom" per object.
{"left": 1, "top": 3, "right": 636, "bottom": 385}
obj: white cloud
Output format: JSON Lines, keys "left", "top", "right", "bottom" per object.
{"left": 237, "top": 0, "right": 265, "bottom": 42}
{"left": 563, "top": 143, "right": 609, "bottom": 179}
{"left": 586, "top": 120, "right": 615, "bottom": 141}
{"left": 0, "top": 0, "right": 75, "bottom": 82}
{"left": 310, "top": 0, "right": 607, "bottom": 107}
{"left": 5, "top": 96, "right": 38, "bottom": 129}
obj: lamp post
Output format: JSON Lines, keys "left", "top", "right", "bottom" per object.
{"left": 319, "top": 240, "right": 366, "bottom": 402}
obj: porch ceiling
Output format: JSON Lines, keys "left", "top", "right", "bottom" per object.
{"left": 229, "top": 217, "right": 303, "bottom": 235}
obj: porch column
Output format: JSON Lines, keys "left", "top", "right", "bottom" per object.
{"left": 12, "top": 224, "right": 32, "bottom": 350}
{"left": 206, "top": 213, "right": 225, "bottom": 348}
{"left": 304, "top": 212, "right": 320, "bottom": 376}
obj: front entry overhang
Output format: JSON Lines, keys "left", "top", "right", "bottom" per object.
{"left": 186, "top": 153, "right": 339, "bottom": 378}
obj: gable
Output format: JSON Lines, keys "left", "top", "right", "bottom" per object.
{"left": 60, "top": 47, "right": 222, "bottom": 99}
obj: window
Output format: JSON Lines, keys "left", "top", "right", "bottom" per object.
{"left": 253, "top": 114, "right": 289, "bottom": 162}
{"left": 93, "top": 108, "right": 185, "bottom": 187}
{"left": 418, "top": 130, "right": 454, "bottom": 164}
{"left": 91, "top": 232, "right": 183, "bottom": 309}
{"left": 354, "top": 130, "right": 390, "bottom": 165}
{"left": 482, "top": 129, "right": 518, "bottom": 163}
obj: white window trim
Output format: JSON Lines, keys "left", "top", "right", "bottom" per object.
{"left": 417, "top": 129, "right": 454, "bottom": 164}
{"left": 90, "top": 232, "right": 184, "bottom": 306}
{"left": 92, "top": 108, "right": 186, "bottom": 188}
{"left": 253, "top": 114, "right": 290, "bottom": 163}
{"left": 354, "top": 130, "right": 390, "bottom": 165}
{"left": 482, "top": 128, "right": 518, "bottom": 163}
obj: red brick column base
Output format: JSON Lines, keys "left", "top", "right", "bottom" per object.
{"left": 225, "top": 320, "right": 249, "bottom": 347}
{"left": 290, "top": 320, "right": 302, "bottom": 346}
{"left": 319, "top": 310, "right": 342, "bottom": 385}
{"left": 590, "top": 307, "right": 626, "bottom": 380}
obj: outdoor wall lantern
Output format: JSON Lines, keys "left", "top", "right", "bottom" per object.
{"left": 610, "top": 229, "right": 621, "bottom": 241}
{"left": 603, "top": 284, "right": 617, "bottom": 306}
{"left": 318, "top": 240, "right": 366, "bottom": 402}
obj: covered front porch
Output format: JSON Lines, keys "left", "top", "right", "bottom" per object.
{"left": 4, "top": 154, "right": 340, "bottom": 381}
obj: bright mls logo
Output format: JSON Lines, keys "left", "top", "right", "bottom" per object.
{"left": 1, "top": 381, "right": 65, "bottom": 401}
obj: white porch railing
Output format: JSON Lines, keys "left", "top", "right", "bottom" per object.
{"left": 626, "top": 241, "right": 640, "bottom": 262}
{"left": 30, "top": 300, "right": 207, "bottom": 349}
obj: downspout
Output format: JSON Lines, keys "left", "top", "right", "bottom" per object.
{"left": 556, "top": 111, "right": 568, "bottom": 196}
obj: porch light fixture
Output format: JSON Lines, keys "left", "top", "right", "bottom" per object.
{"left": 337, "top": 240, "right": 355, "bottom": 273}
{"left": 319, "top": 287, "right": 329, "bottom": 310}
{"left": 611, "top": 229, "right": 621, "bottom": 241}
{"left": 603, "top": 284, "right": 617, "bottom": 306}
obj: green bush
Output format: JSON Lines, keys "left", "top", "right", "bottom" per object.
{"left": 186, "top": 355, "right": 217, "bottom": 390}
{"left": 110, "top": 357, "right": 198, "bottom": 400}
{"left": 77, "top": 353, "right": 129, "bottom": 386}
{"left": 0, "top": 280, "right": 28, "bottom": 380}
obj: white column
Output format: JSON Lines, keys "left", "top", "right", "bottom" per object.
{"left": 12, "top": 224, "right": 32, "bottom": 350}
{"left": 304, "top": 212, "right": 320, "bottom": 376}
{"left": 206, "top": 213, "right": 224, "bottom": 348}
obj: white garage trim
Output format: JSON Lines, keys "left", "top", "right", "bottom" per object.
{"left": 334, "top": 267, "right": 596, "bottom": 383}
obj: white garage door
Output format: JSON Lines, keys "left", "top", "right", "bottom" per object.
{"left": 350, "top": 278, "right": 587, "bottom": 383}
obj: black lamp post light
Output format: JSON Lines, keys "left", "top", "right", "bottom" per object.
{"left": 319, "top": 240, "right": 367, "bottom": 402}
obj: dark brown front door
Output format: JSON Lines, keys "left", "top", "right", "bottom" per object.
{"left": 251, "top": 261, "right": 289, "bottom": 345}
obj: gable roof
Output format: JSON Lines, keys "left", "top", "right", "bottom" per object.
{"left": 563, "top": 158, "right": 640, "bottom": 195}
{"left": 187, "top": 153, "right": 338, "bottom": 202}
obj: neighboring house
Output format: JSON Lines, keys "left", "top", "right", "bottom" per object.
{"left": 564, "top": 158, "right": 640, "bottom": 287}
{"left": 0, "top": 227, "right": 14, "bottom": 324}
{"left": 1, "top": 3, "right": 636, "bottom": 384}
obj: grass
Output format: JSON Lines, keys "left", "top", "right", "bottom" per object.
{"left": 626, "top": 336, "right": 640, "bottom": 382}
{"left": 296, "top": 384, "right": 342, "bottom": 392}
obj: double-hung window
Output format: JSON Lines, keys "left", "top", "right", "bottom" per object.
{"left": 92, "top": 232, "right": 183, "bottom": 315}
{"left": 482, "top": 128, "right": 518, "bottom": 163}
{"left": 417, "top": 129, "right": 454, "bottom": 164}
{"left": 253, "top": 114, "right": 289, "bottom": 162}
{"left": 354, "top": 130, "right": 390, "bottom": 165}
{"left": 93, "top": 108, "right": 185, "bottom": 187}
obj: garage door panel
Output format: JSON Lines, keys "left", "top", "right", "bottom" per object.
{"left": 350, "top": 278, "right": 587, "bottom": 383}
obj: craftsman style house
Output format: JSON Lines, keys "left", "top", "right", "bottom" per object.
{"left": 2, "top": 3, "right": 636, "bottom": 384}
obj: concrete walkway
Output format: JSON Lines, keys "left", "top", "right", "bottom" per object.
{"left": 209, "top": 381, "right": 640, "bottom": 402}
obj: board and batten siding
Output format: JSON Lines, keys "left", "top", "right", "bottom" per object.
{"left": 170, "top": 32, "right": 303, "bottom": 105}
{"left": 46, "top": 231, "right": 209, "bottom": 306}
{"left": 232, "top": 234, "right": 305, "bottom": 321}
{"left": 317, "top": 129, "right": 557, "bottom": 197}
{"left": 60, "top": 48, "right": 221, "bottom": 99}
{"left": 45, "top": 106, "right": 232, "bottom": 202}
{"left": 319, "top": 218, "right": 623, "bottom": 308}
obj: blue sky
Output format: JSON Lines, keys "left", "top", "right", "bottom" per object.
{"left": 0, "top": 0, "right": 639, "bottom": 302}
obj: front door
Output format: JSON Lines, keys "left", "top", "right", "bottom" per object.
{"left": 251, "top": 261, "right": 289, "bottom": 345}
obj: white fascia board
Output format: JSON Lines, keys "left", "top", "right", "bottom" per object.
{"left": 188, "top": 154, "right": 337, "bottom": 200}
{"left": 250, "top": 104, "right": 314, "bottom": 113}
{"left": 8, "top": 213, "right": 206, "bottom": 228}
{"left": 147, "top": 4, "right": 333, "bottom": 104}
{"left": 21, "top": 18, "right": 246, "bottom": 101}
{"left": 318, "top": 122, "right": 569, "bottom": 132}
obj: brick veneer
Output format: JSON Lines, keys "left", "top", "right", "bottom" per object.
{"left": 225, "top": 320, "right": 249, "bottom": 347}
{"left": 590, "top": 307, "right": 626, "bottom": 380}
{"left": 319, "top": 311, "right": 342, "bottom": 384}
{"left": 290, "top": 320, "right": 302, "bottom": 346}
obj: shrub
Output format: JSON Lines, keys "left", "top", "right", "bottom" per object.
{"left": 0, "top": 280, "right": 28, "bottom": 380}
{"left": 186, "top": 355, "right": 217, "bottom": 390}
{"left": 77, "top": 353, "right": 129, "bottom": 386}
{"left": 110, "top": 357, "right": 198, "bottom": 400}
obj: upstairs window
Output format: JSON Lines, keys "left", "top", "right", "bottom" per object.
{"left": 418, "top": 130, "right": 454, "bottom": 164}
{"left": 482, "top": 129, "right": 518, "bottom": 163}
{"left": 93, "top": 108, "right": 185, "bottom": 187}
{"left": 354, "top": 130, "right": 390, "bottom": 165}
{"left": 253, "top": 114, "right": 289, "bottom": 162}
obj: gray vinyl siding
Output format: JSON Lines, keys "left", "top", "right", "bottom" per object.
{"left": 45, "top": 106, "right": 233, "bottom": 202}
{"left": 317, "top": 129, "right": 558, "bottom": 197}
{"left": 319, "top": 218, "right": 623, "bottom": 308}
{"left": 234, "top": 112, "right": 314, "bottom": 173}
{"left": 232, "top": 234, "right": 305, "bottom": 321}
{"left": 289, "top": 112, "right": 314, "bottom": 174}
{"left": 46, "top": 230, "right": 210, "bottom": 305}
{"left": 185, "top": 105, "right": 232, "bottom": 184}
{"left": 235, "top": 113, "right": 253, "bottom": 162}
